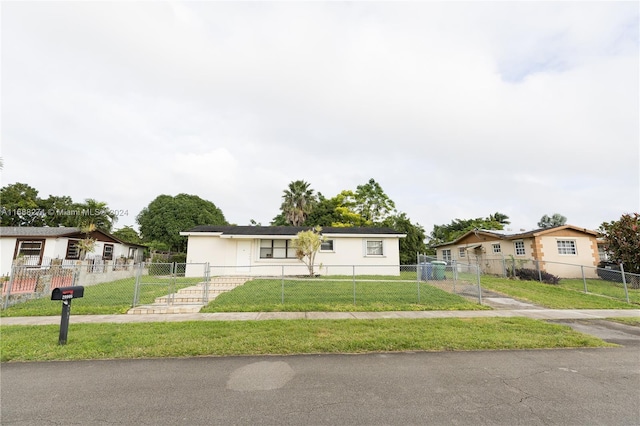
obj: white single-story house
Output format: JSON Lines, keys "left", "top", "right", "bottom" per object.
{"left": 0, "top": 227, "right": 146, "bottom": 275}
{"left": 433, "top": 225, "right": 603, "bottom": 278}
{"left": 180, "top": 226, "right": 406, "bottom": 276}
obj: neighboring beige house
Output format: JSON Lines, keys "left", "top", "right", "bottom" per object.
{"left": 0, "top": 227, "right": 146, "bottom": 275}
{"left": 180, "top": 226, "right": 406, "bottom": 277}
{"left": 433, "top": 225, "right": 602, "bottom": 278}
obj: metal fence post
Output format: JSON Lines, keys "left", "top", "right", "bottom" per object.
{"left": 281, "top": 266, "right": 285, "bottom": 304}
{"left": 203, "top": 263, "right": 210, "bottom": 304}
{"left": 452, "top": 261, "right": 457, "bottom": 293}
{"left": 501, "top": 255, "right": 506, "bottom": 277}
{"left": 476, "top": 264, "right": 483, "bottom": 305}
{"left": 353, "top": 265, "right": 356, "bottom": 306}
{"left": 536, "top": 260, "right": 542, "bottom": 283}
{"left": 2, "top": 264, "right": 16, "bottom": 310}
{"left": 132, "top": 262, "right": 142, "bottom": 307}
{"left": 581, "top": 266, "right": 587, "bottom": 293}
{"left": 416, "top": 264, "right": 421, "bottom": 304}
{"left": 620, "top": 263, "right": 630, "bottom": 304}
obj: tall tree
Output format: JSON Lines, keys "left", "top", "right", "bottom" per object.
{"left": 74, "top": 199, "right": 118, "bottom": 232}
{"left": 354, "top": 178, "right": 396, "bottom": 223}
{"left": 488, "top": 212, "right": 510, "bottom": 225}
{"left": 0, "top": 183, "right": 41, "bottom": 226}
{"left": 38, "top": 195, "right": 75, "bottom": 227}
{"left": 599, "top": 213, "right": 640, "bottom": 277}
{"left": 382, "top": 212, "right": 427, "bottom": 265}
{"left": 137, "top": 194, "right": 227, "bottom": 252}
{"left": 112, "top": 226, "right": 143, "bottom": 245}
{"left": 280, "top": 180, "right": 316, "bottom": 226}
{"left": 537, "top": 213, "right": 567, "bottom": 229}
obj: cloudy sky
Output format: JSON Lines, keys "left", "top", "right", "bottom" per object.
{"left": 2, "top": 1, "right": 638, "bottom": 235}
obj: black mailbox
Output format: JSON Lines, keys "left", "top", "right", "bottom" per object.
{"left": 51, "top": 286, "right": 84, "bottom": 301}
{"left": 51, "top": 286, "right": 84, "bottom": 345}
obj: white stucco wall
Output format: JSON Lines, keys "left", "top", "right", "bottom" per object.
{"left": 1, "top": 237, "right": 17, "bottom": 275}
{"left": 184, "top": 233, "right": 402, "bottom": 277}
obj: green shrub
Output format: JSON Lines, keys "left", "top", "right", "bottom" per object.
{"left": 515, "top": 268, "right": 559, "bottom": 285}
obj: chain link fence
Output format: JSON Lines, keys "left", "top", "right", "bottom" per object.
{"left": 3, "top": 257, "right": 636, "bottom": 311}
{"left": 201, "top": 263, "right": 483, "bottom": 310}
{"left": 420, "top": 254, "right": 639, "bottom": 305}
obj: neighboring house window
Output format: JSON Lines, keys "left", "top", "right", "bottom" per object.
{"left": 321, "top": 240, "right": 334, "bottom": 251}
{"left": 128, "top": 247, "right": 137, "bottom": 259}
{"left": 66, "top": 240, "right": 80, "bottom": 260}
{"left": 260, "top": 239, "right": 296, "bottom": 259}
{"left": 557, "top": 240, "right": 577, "bottom": 255}
{"left": 597, "top": 244, "right": 609, "bottom": 262}
{"left": 492, "top": 243, "right": 501, "bottom": 254}
{"left": 442, "top": 249, "right": 451, "bottom": 262}
{"left": 366, "top": 240, "right": 383, "bottom": 256}
{"left": 103, "top": 244, "right": 114, "bottom": 260}
{"left": 14, "top": 239, "right": 45, "bottom": 265}
{"left": 459, "top": 247, "right": 466, "bottom": 258}
{"left": 514, "top": 241, "right": 525, "bottom": 256}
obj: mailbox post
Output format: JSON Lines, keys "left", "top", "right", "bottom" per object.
{"left": 51, "top": 286, "right": 84, "bottom": 345}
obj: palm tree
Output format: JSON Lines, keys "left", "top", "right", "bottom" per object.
{"left": 280, "top": 180, "right": 316, "bottom": 226}
{"left": 489, "top": 212, "right": 510, "bottom": 226}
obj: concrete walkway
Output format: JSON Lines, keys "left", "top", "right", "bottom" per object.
{"left": 2, "top": 308, "right": 639, "bottom": 326}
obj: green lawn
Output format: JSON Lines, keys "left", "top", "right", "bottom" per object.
{"left": 201, "top": 278, "right": 486, "bottom": 312}
{"left": 481, "top": 276, "right": 639, "bottom": 309}
{"left": 558, "top": 278, "right": 640, "bottom": 304}
{"left": 0, "top": 317, "right": 614, "bottom": 362}
{"left": 0, "top": 276, "right": 201, "bottom": 317}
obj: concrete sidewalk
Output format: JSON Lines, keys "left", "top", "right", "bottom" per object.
{"left": 2, "top": 309, "right": 639, "bottom": 325}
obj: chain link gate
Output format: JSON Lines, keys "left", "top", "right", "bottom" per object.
{"left": 132, "top": 262, "right": 210, "bottom": 308}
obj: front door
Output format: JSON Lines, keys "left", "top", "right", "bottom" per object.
{"left": 236, "top": 240, "right": 251, "bottom": 274}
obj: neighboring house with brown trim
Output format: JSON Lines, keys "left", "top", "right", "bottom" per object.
{"left": 433, "top": 225, "right": 602, "bottom": 278}
{"left": 180, "top": 225, "right": 406, "bottom": 276}
{"left": 0, "top": 227, "right": 146, "bottom": 275}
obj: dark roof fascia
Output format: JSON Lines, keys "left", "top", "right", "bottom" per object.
{"left": 0, "top": 227, "right": 147, "bottom": 247}
{"left": 183, "top": 225, "right": 404, "bottom": 236}
{"left": 433, "top": 225, "right": 598, "bottom": 247}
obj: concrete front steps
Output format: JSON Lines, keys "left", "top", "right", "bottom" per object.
{"left": 127, "top": 277, "right": 249, "bottom": 315}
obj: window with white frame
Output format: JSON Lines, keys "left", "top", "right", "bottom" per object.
{"left": 66, "top": 240, "right": 80, "bottom": 260}
{"left": 103, "top": 244, "right": 114, "bottom": 260}
{"left": 320, "top": 240, "right": 334, "bottom": 251}
{"left": 514, "top": 241, "right": 525, "bottom": 256}
{"left": 260, "top": 239, "right": 296, "bottom": 259}
{"left": 366, "top": 240, "right": 383, "bottom": 256}
{"left": 15, "top": 239, "right": 45, "bottom": 265}
{"left": 459, "top": 247, "right": 466, "bottom": 258}
{"left": 492, "top": 243, "right": 501, "bottom": 254}
{"left": 557, "top": 240, "right": 577, "bottom": 255}
{"left": 442, "top": 249, "right": 451, "bottom": 262}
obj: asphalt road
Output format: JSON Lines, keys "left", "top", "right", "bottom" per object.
{"left": 3, "top": 320, "right": 640, "bottom": 426}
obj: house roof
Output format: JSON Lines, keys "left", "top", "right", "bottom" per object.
{"left": 0, "top": 227, "right": 146, "bottom": 247}
{"left": 182, "top": 225, "right": 405, "bottom": 237}
{"left": 433, "top": 225, "right": 598, "bottom": 247}
{"left": 1, "top": 226, "right": 84, "bottom": 237}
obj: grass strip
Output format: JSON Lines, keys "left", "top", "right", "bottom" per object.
{"left": 1, "top": 317, "right": 613, "bottom": 362}
{"left": 606, "top": 317, "right": 640, "bottom": 326}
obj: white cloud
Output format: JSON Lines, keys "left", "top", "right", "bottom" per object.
{"left": 1, "top": 1, "right": 638, "bottom": 234}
